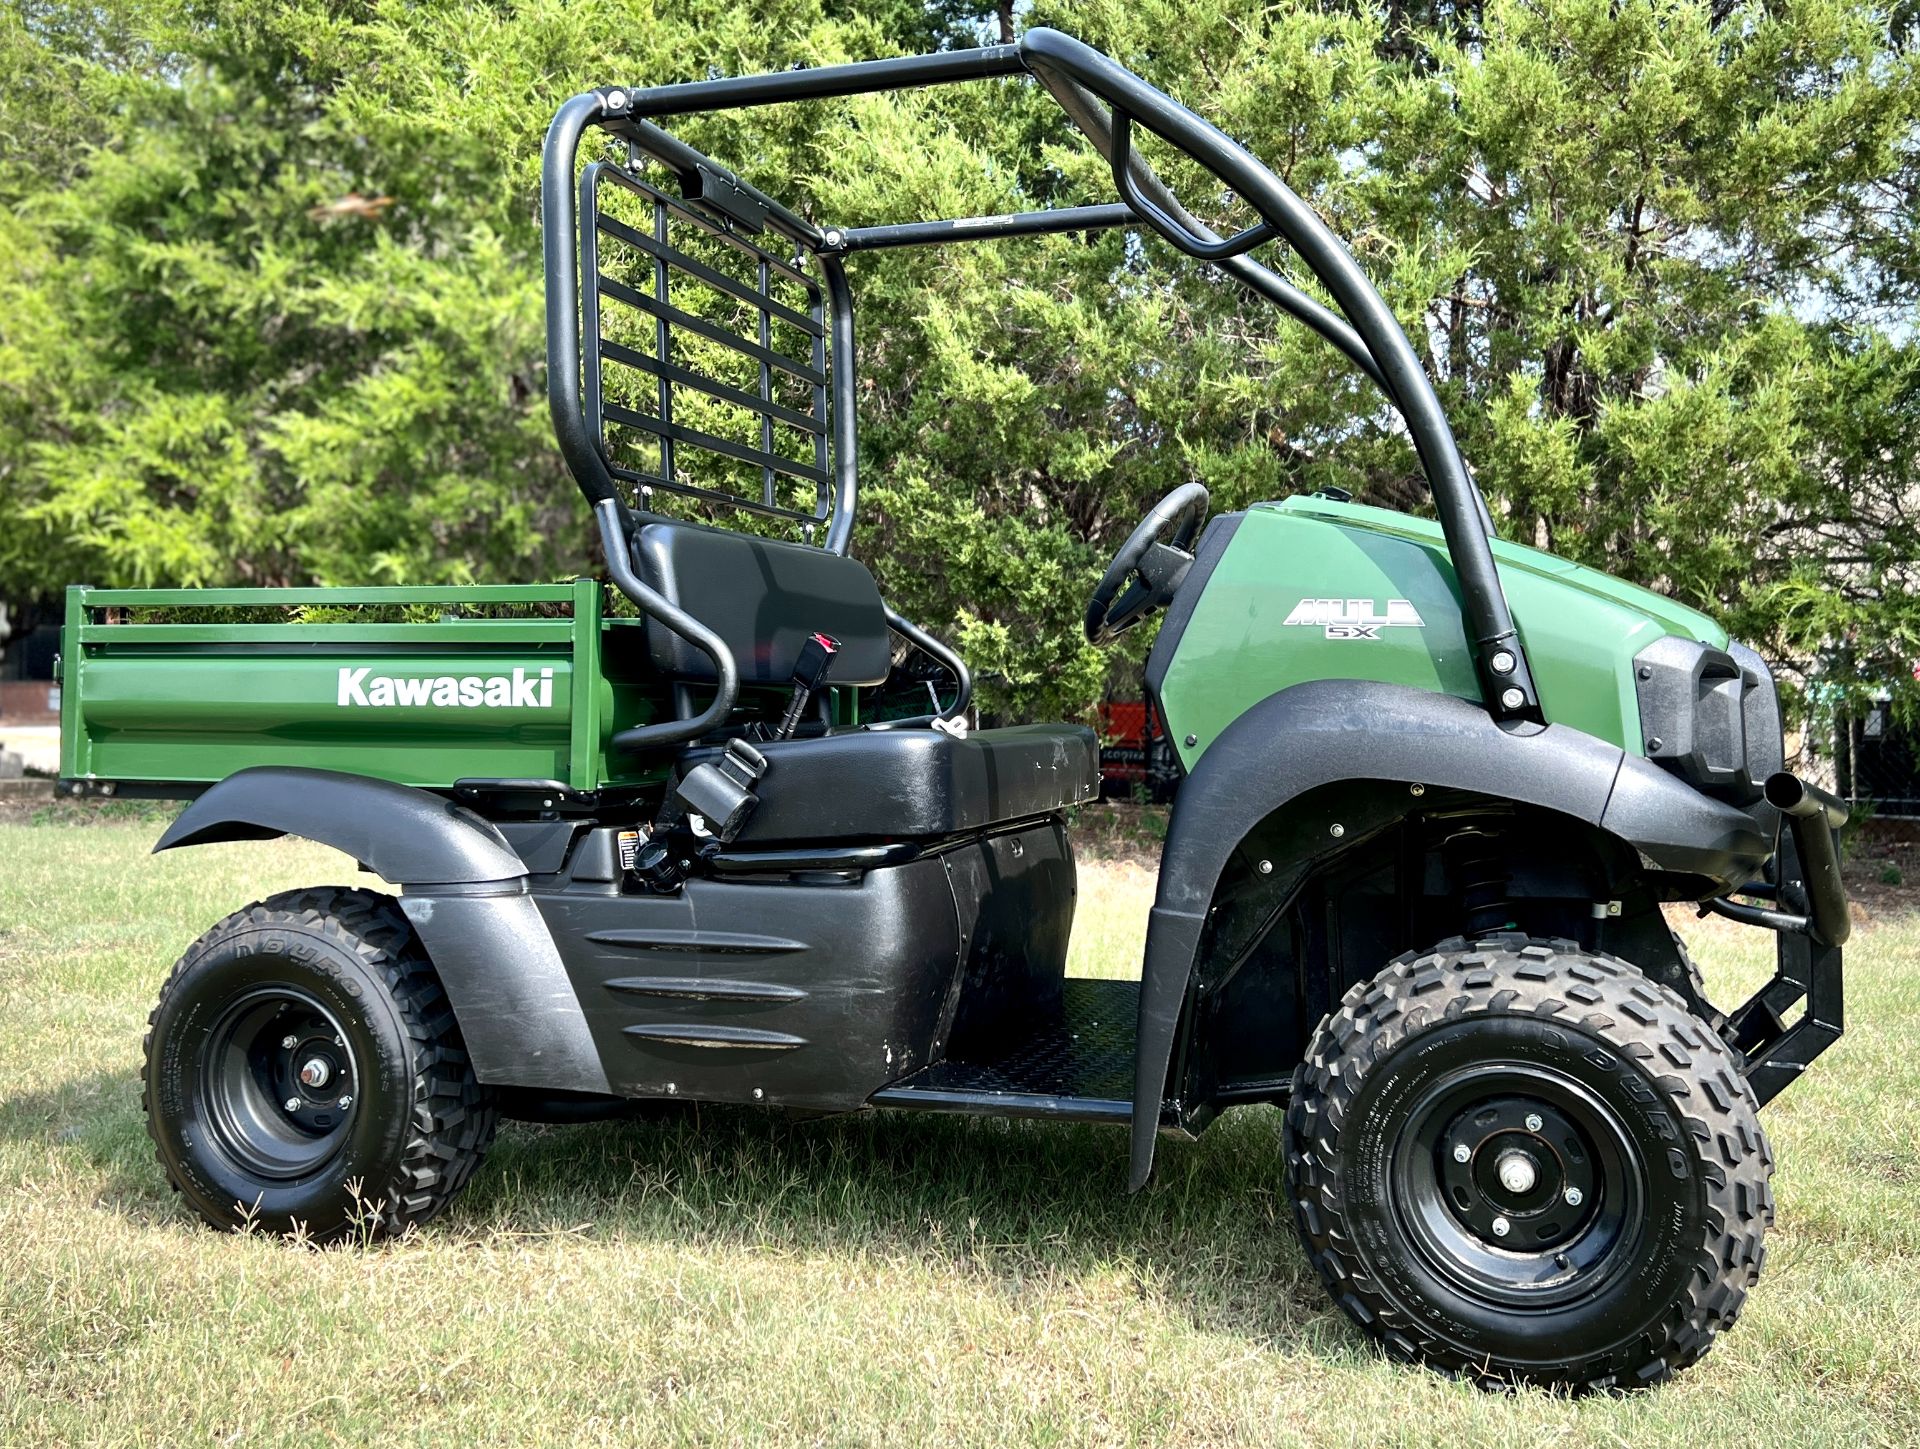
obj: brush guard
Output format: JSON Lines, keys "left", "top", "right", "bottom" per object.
{"left": 1705, "top": 772, "right": 1849, "bottom": 1105}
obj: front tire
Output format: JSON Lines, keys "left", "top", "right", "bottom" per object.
{"left": 143, "top": 887, "right": 497, "bottom": 1241}
{"left": 1285, "top": 935, "right": 1771, "bottom": 1391}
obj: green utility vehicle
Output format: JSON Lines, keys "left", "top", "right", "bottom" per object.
{"left": 64, "top": 30, "right": 1850, "bottom": 1391}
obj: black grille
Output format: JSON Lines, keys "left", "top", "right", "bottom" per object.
{"left": 581, "top": 159, "right": 832, "bottom": 534}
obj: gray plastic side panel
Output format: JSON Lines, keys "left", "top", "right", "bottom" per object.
{"left": 153, "top": 767, "right": 528, "bottom": 885}
{"left": 1127, "top": 679, "right": 1768, "bottom": 1189}
{"left": 399, "top": 889, "right": 611, "bottom": 1093}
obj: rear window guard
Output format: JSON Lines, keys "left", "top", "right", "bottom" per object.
{"left": 580, "top": 158, "right": 835, "bottom": 540}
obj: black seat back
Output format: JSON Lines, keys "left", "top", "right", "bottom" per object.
{"left": 632, "top": 522, "right": 893, "bottom": 686}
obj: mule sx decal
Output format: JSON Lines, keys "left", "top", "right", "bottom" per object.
{"left": 1282, "top": 598, "right": 1425, "bottom": 640}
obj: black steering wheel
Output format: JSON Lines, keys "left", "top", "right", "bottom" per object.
{"left": 1084, "top": 482, "right": 1211, "bottom": 645}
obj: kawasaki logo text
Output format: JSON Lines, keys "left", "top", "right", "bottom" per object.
{"left": 336, "top": 666, "right": 555, "bottom": 709}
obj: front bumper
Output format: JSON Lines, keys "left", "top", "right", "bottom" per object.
{"left": 1710, "top": 772, "right": 1849, "bottom": 1106}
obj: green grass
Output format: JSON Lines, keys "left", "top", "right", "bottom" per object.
{"left": 2, "top": 821, "right": 1917, "bottom": 1447}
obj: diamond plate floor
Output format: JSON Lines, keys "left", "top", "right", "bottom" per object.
{"left": 884, "top": 977, "right": 1138, "bottom": 1106}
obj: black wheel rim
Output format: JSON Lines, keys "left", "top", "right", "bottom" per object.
{"left": 201, "top": 987, "right": 359, "bottom": 1181}
{"left": 1389, "top": 1062, "right": 1648, "bottom": 1310}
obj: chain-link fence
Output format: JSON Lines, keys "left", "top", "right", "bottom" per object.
{"left": 1837, "top": 702, "right": 1920, "bottom": 819}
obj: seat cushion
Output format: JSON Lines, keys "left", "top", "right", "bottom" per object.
{"left": 632, "top": 522, "right": 893, "bottom": 686}
{"left": 680, "top": 724, "right": 1101, "bottom": 843}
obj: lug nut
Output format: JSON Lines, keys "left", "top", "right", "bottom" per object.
{"left": 1491, "top": 1216, "right": 1511, "bottom": 1238}
{"left": 337, "top": 1095, "right": 353, "bottom": 1110}
{"left": 1452, "top": 1143, "right": 1471, "bottom": 1164}
{"left": 1524, "top": 1113, "right": 1544, "bottom": 1132}
{"left": 1564, "top": 1186, "right": 1583, "bottom": 1207}
{"left": 281, "top": 1035, "right": 298, "bottom": 1049}
{"left": 284, "top": 1097, "right": 301, "bottom": 1113}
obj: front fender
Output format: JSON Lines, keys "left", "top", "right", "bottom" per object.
{"left": 1128, "top": 680, "right": 1769, "bottom": 1190}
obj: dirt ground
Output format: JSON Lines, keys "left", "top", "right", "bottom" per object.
{"left": 1847, "top": 817, "right": 1920, "bottom": 919}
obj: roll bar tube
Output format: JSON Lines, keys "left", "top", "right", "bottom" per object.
{"left": 544, "top": 90, "right": 619, "bottom": 508}
{"left": 544, "top": 29, "right": 1541, "bottom": 723}
{"left": 594, "top": 499, "right": 741, "bottom": 750}
{"left": 1016, "top": 29, "right": 1536, "bottom": 720}
{"left": 1020, "top": 69, "right": 1396, "bottom": 401}
{"left": 881, "top": 604, "right": 974, "bottom": 723}
{"left": 821, "top": 257, "right": 859, "bottom": 556}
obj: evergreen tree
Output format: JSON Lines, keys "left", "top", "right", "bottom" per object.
{"left": 1, "top": 0, "right": 1913, "bottom": 727}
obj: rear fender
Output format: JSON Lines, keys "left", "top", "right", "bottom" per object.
{"left": 155, "top": 767, "right": 609, "bottom": 1093}
{"left": 1128, "top": 680, "right": 1770, "bottom": 1190}
{"left": 154, "top": 766, "right": 526, "bottom": 885}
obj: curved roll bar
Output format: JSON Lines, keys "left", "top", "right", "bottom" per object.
{"left": 1016, "top": 30, "right": 1534, "bottom": 720}
{"left": 878, "top": 603, "right": 974, "bottom": 725}
{"left": 592, "top": 499, "right": 741, "bottom": 749}
{"left": 543, "top": 89, "right": 622, "bottom": 512}
{"left": 543, "top": 27, "right": 1541, "bottom": 726}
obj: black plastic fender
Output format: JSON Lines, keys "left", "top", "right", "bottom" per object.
{"left": 153, "top": 767, "right": 610, "bottom": 1094}
{"left": 154, "top": 766, "right": 527, "bottom": 884}
{"left": 1128, "top": 680, "right": 1771, "bottom": 1190}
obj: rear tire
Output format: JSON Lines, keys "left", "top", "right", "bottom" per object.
{"left": 143, "top": 887, "right": 497, "bottom": 1241}
{"left": 1285, "top": 934, "right": 1771, "bottom": 1391}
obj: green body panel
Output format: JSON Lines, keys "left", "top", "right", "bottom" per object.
{"left": 58, "top": 581, "right": 670, "bottom": 792}
{"left": 1156, "top": 496, "right": 1729, "bottom": 769}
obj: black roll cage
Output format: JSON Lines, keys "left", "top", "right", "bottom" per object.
{"left": 542, "top": 27, "right": 1541, "bottom": 734}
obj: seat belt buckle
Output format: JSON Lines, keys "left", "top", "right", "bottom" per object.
{"left": 773, "top": 632, "right": 840, "bottom": 740}
{"left": 674, "top": 737, "right": 768, "bottom": 843}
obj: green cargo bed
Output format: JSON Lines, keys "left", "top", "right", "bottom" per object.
{"left": 57, "top": 581, "right": 664, "bottom": 794}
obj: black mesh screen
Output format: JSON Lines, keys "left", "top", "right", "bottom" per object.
{"left": 581, "top": 160, "right": 833, "bottom": 535}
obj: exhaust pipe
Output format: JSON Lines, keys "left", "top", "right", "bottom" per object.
{"left": 1763, "top": 772, "right": 1852, "bottom": 947}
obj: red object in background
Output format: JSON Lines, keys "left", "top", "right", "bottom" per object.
{"left": 0, "top": 681, "right": 58, "bottom": 725}
{"left": 1096, "top": 697, "right": 1178, "bottom": 801}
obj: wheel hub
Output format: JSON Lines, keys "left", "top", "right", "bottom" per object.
{"left": 278, "top": 1022, "right": 354, "bottom": 1123}
{"left": 1438, "top": 1097, "right": 1595, "bottom": 1250}
{"left": 1495, "top": 1150, "right": 1538, "bottom": 1195}
{"left": 202, "top": 990, "right": 359, "bottom": 1179}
